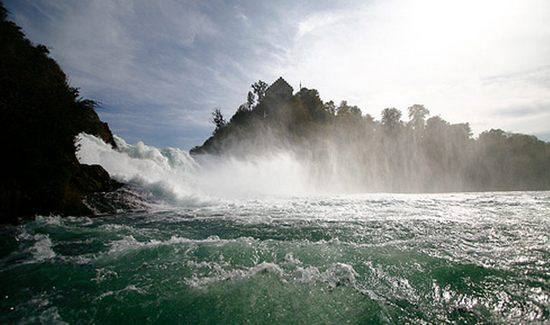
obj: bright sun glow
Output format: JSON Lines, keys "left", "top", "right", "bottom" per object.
{"left": 281, "top": 0, "right": 548, "bottom": 136}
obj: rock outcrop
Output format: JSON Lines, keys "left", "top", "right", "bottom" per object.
{"left": 0, "top": 3, "right": 120, "bottom": 223}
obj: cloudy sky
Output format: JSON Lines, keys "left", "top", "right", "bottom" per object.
{"left": 5, "top": 0, "right": 550, "bottom": 148}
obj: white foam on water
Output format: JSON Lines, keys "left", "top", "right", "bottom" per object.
{"left": 107, "top": 235, "right": 258, "bottom": 255}
{"left": 185, "top": 262, "right": 285, "bottom": 288}
{"left": 182, "top": 258, "right": 368, "bottom": 295}
{"left": 2, "top": 190, "right": 548, "bottom": 323}
{"left": 76, "top": 133, "right": 311, "bottom": 206}
{"left": 95, "top": 285, "right": 147, "bottom": 302}
{"left": 30, "top": 234, "right": 56, "bottom": 261}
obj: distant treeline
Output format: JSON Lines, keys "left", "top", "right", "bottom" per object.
{"left": 191, "top": 78, "right": 550, "bottom": 192}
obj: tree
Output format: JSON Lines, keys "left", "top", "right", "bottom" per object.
{"left": 0, "top": 4, "right": 6, "bottom": 21}
{"left": 452, "top": 123, "right": 472, "bottom": 139}
{"left": 408, "top": 104, "right": 429, "bottom": 131}
{"left": 247, "top": 91, "right": 255, "bottom": 109}
{"left": 336, "top": 101, "right": 356, "bottom": 117}
{"left": 381, "top": 108, "right": 402, "bottom": 129}
{"left": 337, "top": 101, "right": 348, "bottom": 115}
{"left": 364, "top": 114, "right": 375, "bottom": 124}
{"left": 297, "top": 88, "right": 327, "bottom": 121}
{"left": 425, "top": 115, "right": 449, "bottom": 135}
{"left": 76, "top": 98, "right": 99, "bottom": 110}
{"left": 191, "top": 78, "right": 550, "bottom": 193}
{"left": 324, "top": 100, "right": 336, "bottom": 115}
{"left": 236, "top": 104, "right": 248, "bottom": 114}
{"left": 211, "top": 108, "right": 226, "bottom": 133}
{"left": 349, "top": 106, "right": 362, "bottom": 117}
{"left": 251, "top": 80, "right": 268, "bottom": 102}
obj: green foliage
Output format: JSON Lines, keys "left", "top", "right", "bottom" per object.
{"left": 192, "top": 77, "right": 550, "bottom": 192}
{"left": 408, "top": 104, "right": 429, "bottom": 131}
{"left": 296, "top": 88, "right": 329, "bottom": 122}
{"left": 324, "top": 101, "right": 336, "bottom": 115}
{"left": 251, "top": 80, "right": 268, "bottom": 102}
{"left": 381, "top": 108, "right": 402, "bottom": 129}
{"left": 211, "top": 108, "right": 226, "bottom": 134}
{"left": 247, "top": 91, "right": 255, "bottom": 109}
{"left": 337, "top": 101, "right": 362, "bottom": 119}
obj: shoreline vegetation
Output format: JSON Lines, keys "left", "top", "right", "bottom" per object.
{"left": 191, "top": 77, "right": 550, "bottom": 193}
{"left": 0, "top": 4, "right": 120, "bottom": 223}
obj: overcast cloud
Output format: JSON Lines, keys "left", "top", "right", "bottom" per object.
{"left": 5, "top": 0, "right": 550, "bottom": 148}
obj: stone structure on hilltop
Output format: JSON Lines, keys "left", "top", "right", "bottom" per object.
{"left": 265, "top": 77, "right": 293, "bottom": 100}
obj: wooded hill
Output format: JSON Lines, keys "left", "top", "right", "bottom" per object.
{"left": 192, "top": 78, "right": 550, "bottom": 193}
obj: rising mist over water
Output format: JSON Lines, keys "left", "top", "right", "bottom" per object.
{"left": 76, "top": 133, "right": 312, "bottom": 205}
{"left": 78, "top": 82, "right": 550, "bottom": 204}
{"left": 190, "top": 82, "right": 550, "bottom": 194}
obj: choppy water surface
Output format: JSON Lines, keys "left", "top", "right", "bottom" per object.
{"left": 1, "top": 192, "right": 549, "bottom": 323}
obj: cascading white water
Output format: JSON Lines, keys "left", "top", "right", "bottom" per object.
{"left": 75, "top": 133, "right": 312, "bottom": 205}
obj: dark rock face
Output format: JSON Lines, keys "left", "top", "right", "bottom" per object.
{"left": 0, "top": 3, "right": 119, "bottom": 223}
{"left": 71, "top": 165, "right": 122, "bottom": 194}
{"left": 84, "top": 186, "right": 151, "bottom": 215}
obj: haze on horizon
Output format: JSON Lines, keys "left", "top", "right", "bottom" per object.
{"left": 4, "top": 0, "right": 550, "bottom": 149}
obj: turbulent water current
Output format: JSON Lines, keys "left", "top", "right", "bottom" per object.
{"left": 1, "top": 135, "right": 548, "bottom": 323}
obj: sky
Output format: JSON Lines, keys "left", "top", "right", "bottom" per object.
{"left": 5, "top": 0, "right": 550, "bottom": 149}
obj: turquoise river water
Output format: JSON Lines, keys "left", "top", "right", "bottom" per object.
{"left": 1, "top": 192, "right": 549, "bottom": 323}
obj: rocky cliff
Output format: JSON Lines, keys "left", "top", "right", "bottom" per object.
{"left": 0, "top": 3, "right": 120, "bottom": 223}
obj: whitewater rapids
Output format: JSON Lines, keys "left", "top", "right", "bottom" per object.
{"left": 0, "top": 134, "right": 548, "bottom": 323}
{"left": 75, "top": 133, "right": 312, "bottom": 205}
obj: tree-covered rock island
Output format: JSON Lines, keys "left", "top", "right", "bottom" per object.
{"left": 0, "top": 4, "right": 120, "bottom": 223}
{"left": 192, "top": 77, "right": 550, "bottom": 193}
